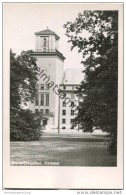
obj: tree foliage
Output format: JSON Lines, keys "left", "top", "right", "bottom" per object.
{"left": 10, "top": 109, "right": 41, "bottom": 141}
{"left": 10, "top": 50, "right": 41, "bottom": 141}
{"left": 64, "top": 11, "right": 118, "bottom": 154}
{"left": 10, "top": 50, "right": 38, "bottom": 113}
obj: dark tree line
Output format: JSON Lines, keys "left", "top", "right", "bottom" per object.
{"left": 10, "top": 50, "right": 41, "bottom": 141}
{"left": 64, "top": 11, "right": 118, "bottom": 154}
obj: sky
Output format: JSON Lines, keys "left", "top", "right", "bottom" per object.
{"left": 3, "top": 3, "right": 89, "bottom": 70}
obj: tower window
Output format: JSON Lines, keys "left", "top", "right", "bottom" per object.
{"left": 43, "top": 38, "right": 47, "bottom": 47}
{"left": 63, "top": 86, "right": 66, "bottom": 90}
{"left": 41, "top": 94, "right": 44, "bottom": 106}
{"left": 35, "top": 94, "right": 39, "bottom": 106}
{"left": 41, "top": 37, "right": 49, "bottom": 51}
{"left": 45, "top": 94, "right": 49, "bottom": 106}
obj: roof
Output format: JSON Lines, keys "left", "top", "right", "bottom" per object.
{"left": 35, "top": 28, "right": 60, "bottom": 40}
{"left": 31, "top": 49, "right": 65, "bottom": 61}
{"left": 61, "top": 68, "right": 84, "bottom": 85}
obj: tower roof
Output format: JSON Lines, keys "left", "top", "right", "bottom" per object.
{"left": 61, "top": 68, "right": 84, "bottom": 85}
{"left": 35, "top": 28, "right": 60, "bottom": 40}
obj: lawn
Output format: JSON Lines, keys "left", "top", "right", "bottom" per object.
{"left": 10, "top": 133, "right": 117, "bottom": 166}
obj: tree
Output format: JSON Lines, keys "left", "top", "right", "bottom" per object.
{"left": 10, "top": 50, "right": 38, "bottom": 113}
{"left": 10, "top": 50, "right": 41, "bottom": 141}
{"left": 10, "top": 109, "right": 41, "bottom": 141}
{"left": 64, "top": 11, "right": 118, "bottom": 154}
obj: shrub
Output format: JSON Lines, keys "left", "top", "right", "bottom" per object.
{"left": 10, "top": 109, "right": 41, "bottom": 141}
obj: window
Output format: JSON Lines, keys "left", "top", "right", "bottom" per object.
{"left": 40, "top": 109, "right": 44, "bottom": 114}
{"left": 45, "top": 109, "right": 49, "bottom": 115}
{"left": 63, "top": 86, "right": 66, "bottom": 90}
{"left": 43, "top": 37, "right": 47, "bottom": 46}
{"left": 35, "top": 94, "right": 39, "bottom": 106}
{"left": 45, "top": 84, "right": 49, "bottom": 90}
{"left": 72, "top": 86, "right": 74, "bottom": 90}
{"left": 63, "top": 101, "right": 66, "bottom": 107}
{"left": 62, "top": 119, "right": 66, "bottom": 124}
{"left": 36, "top": 84, "right": 39, "bottom": 90}
{"left": 71, "top": 110, "right": 74, "bottom": 115}
{"left": 35, "top": 109, "right": 38, "bottom": 113}
{"left": 42, "top": 37, "right": 49, "bottom": 51}
{"left": 71, "top": 93, "right": 75, "bottom": 99}
{"left": 71, "top": 119, "right": 74, "bottom": 124}
{"left": 62, "top": 110, "right": 66, "bottom": 116}
{"left": 45, "top": 94, "right": 49, "bottom": 106}
{"left": 41, "top": 94, "right": 44, "bottom": 106}
{"left": 40, "top": 84, "right": 44, "bottom": 90}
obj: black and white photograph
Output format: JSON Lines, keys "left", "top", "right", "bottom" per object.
{"left": 3, "top": 2, "right": 123, "bottom": 189}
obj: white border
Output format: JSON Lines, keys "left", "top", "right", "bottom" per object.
{"left": 2, "top": 2, "right": 124, "bottom": 190}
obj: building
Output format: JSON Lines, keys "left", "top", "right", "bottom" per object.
{"left": 29, "top": 28, "right": 83, "bottom": 131}
{"left": 59, "top": 69, "right": 83, "bottom": 130}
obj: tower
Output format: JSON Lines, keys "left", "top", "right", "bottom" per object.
{"left": 30, "top": 28, "right": 65, "bottom": 129}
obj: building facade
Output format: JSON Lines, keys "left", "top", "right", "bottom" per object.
{"left": 59, "top": 69, "right": 83, "bottom": 130}
{"left": 29, "top": 28, "right": 83, "bottom": 131}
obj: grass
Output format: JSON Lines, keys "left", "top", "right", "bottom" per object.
{"left": 10, "top": 133, "right": 117, "bottom": 166}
